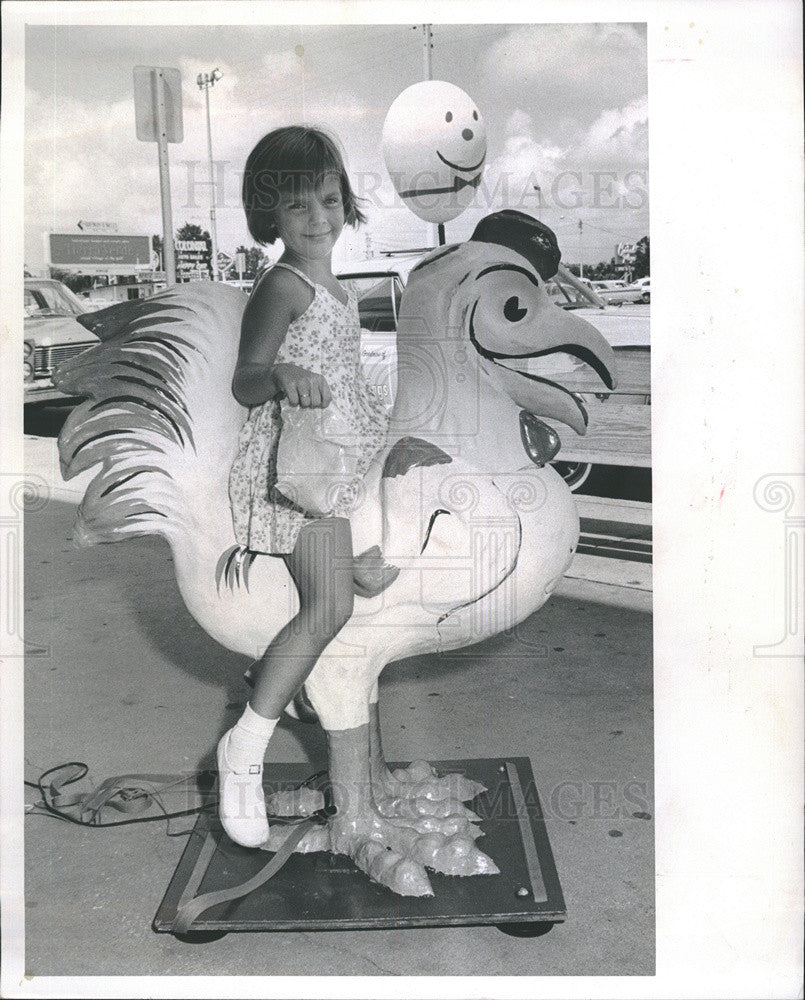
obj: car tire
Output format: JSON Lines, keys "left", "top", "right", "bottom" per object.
{"left": 551, "top": 460, "right": 593, "bottom": 492}
{"left": 640, "top": 292, "right": 650, "bottom": 304}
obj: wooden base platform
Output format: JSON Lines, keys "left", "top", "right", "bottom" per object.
{"left": 153, "top": 757, "right": 565, "bottom": 940}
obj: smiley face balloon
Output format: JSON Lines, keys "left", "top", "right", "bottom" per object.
{"left": 382, "top": 81, "right": 487, "bottom": 224}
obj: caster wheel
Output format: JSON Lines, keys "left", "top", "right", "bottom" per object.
{"left": 496, "top": 921, "right": 556, "bottom": 938}
{"left": 173, "top": 929, "right": 228, "bottom": 943}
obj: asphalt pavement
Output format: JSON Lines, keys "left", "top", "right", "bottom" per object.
{"left": 22, "top": 430, "right": 654, "bottom": 978}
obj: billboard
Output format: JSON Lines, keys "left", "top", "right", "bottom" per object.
{"left": 49, "top": 233, "right": 152, "bottom": 268}
{"left": 176, "top": 238, "right": 211, "bottom": 279}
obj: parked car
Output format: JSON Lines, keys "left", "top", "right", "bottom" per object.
{"left": 338, "top": 251, "right": 422, "bottom": 328}
{"left": 629, "top": 276, "right": 650, "bottom": 303}
{"left": 338, "top": 253, "right": 424, "bottom": 409}
{"left": 547, "top": 278, "right": 602, "bottom": 310}
{"left": 24, "top": 278, "right": 100, "bottom": 403}
{"left": 526, "top": 268, "right": 650, "bottom": 490}
{"left": 338, "top": 253, "right": 650, "bottom": 492}
{"left": 590, "top": 279, "right": 644, "bottom": 306}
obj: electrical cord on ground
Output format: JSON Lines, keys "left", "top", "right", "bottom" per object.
{"left": 24, "top": 762, "right": 333, "bottom": 837}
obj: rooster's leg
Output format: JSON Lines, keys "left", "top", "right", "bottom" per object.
{"left": 323, "top": 723, "right": 497, "bottom": 895}
{"left": 368, "top": 700, "right": 487, "bottom": 811}
{"left": 262, "top": 659, "right": 497, "bottom": 895}
{"left": 264, "top": 697, "right": 485, "bottom": 837}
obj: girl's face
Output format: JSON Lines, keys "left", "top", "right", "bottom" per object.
{"left": 273, "top": 173, "right": 346, "bottom": 262}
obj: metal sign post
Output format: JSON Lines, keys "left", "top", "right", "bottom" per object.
{"left": 134, "top": 66, "right": 183, "bottom": 286}
{"left": 154, "top": 72, "right": 177, "bottom": 284}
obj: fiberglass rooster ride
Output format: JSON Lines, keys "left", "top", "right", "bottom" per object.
{"left": 56, "top": 211, "right": 616, "bottom": 897}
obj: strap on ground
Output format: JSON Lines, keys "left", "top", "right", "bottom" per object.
{"left": 171, "top": 818, "right": 321, "bottom": 935}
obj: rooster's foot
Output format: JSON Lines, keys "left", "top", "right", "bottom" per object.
{"left": 259, "top": 725, "right": 498, "bottom": 896}
{"left": 328, "top": 806, "right": 498, "bottom": 895}
{"left": 263, "top": 819, "right": 329, "bottom": 854}
{"left": 377, "top": 758, "right": 487, "bottom": 807}
{"left": 265, "top": 786, "right": 324, "bottom": 818}
{"left": 260, "top": 805, "right": 497, "bottom": 892}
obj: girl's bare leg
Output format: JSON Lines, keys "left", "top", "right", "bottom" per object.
{"left": 218, "top": 517, "right": 354, "bottom": 847}
{"left": 249, "top": 517, "right": 355, "bottom": 718}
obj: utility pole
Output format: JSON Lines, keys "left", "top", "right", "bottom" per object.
{"left": 422, "top": 24, "right": 433, "bottom": 80}
{"left": 420, "top": 24, "right": 445, "bottom": 245}
{"left": 197, "top": 68, "right": 222, "bottom": 281}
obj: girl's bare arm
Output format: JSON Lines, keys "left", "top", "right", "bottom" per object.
{"left": 231, "top": 269, "right": 312, "bottom": 407}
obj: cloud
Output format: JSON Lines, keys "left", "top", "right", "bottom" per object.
{"left": 483, "top": 109, "right": 568, "bottom": 200}
{"left": 23, "top": 22, "right": 649, "bottom": 269}
{"left": 487, "top": 23, "right": 647, "bottom": 133}
{"left": 23, "top": 59, "right": 380, "bottom": 268}
{"left": 477, "top": 95, "right": 648, "bottom": 212}
{"left": 576, "top": 95, "right": 649, "bottom": 169}
{"left": 25, "top": 89, "right": 132, "bottom": 145}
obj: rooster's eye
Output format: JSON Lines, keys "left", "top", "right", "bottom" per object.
{"left": 504, "top": 296, "right": 527, "bottom": 322}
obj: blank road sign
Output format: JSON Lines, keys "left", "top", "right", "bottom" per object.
{"left": 134, "top": 66, "right": 183, "bottom": 143}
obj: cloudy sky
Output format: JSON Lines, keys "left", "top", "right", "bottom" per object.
{"left": 25, "top": 21, "right": 648, "bottom": 272}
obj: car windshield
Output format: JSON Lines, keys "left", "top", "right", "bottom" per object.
{"left": 25, "top": 282, "right": 86, "bottom": 318}
{"left": 340, "top": 274, "right": 400, "bottom": 303}
{"left": 546, "top": 281, "right": 595, "bottom": 307}
{"left": 340, "top": 260, "right": 606, "bottom": 315}
{"left": 339, "top": 273, "right": 402, "bottom": 332}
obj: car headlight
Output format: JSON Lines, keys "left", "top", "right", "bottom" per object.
{"left": 24, "top": 339, "right": 34, "bottom": 358}
{"left": 24, "top": 360, "right": 34, "bottom": 382}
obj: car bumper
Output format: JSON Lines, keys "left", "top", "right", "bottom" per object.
{"left": 24, "top": 380, "right": 81, "bottom": 404}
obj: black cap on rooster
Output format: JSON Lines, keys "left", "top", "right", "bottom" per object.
{"left": 470, "top": 210, "right": 562, "bottom": 280}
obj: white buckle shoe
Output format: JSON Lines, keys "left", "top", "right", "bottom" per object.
{"left": 216, "top": 730, "right": 269, "bottom": 848}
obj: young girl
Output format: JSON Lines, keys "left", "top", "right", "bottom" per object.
{"left": 219, "top": 126, "right": 396, "bottom": 847}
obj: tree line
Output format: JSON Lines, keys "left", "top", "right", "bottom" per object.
{"left": 51, "top": 226, "right": 648, "bottom": 293}
{"left": 565, "top": 236, "right": 649, "bottom": 282}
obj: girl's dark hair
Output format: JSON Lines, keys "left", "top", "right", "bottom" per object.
{"left": 242, "top": 126, "right": 367, "bottom": 245}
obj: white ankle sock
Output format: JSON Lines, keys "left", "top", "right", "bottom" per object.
{"left": 226, "top": 703, "right": 279, "bottom": 770}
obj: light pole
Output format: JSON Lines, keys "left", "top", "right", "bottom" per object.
{"left": 532, "top": 183, "right": 542, "bottom": 221}
{"left": 578, "top": 218, "right": 584, "bottom": 280}
{"left": 559, "top": 214, "right": 584, "bottom": 279}
{"left": 197, "top": 68, "right": 222, "bottom": 281}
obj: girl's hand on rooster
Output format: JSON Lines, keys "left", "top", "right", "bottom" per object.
{"left": 273, "top": 364, "right": 332, "bottom": 408}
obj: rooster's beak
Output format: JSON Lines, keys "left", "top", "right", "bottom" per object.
{"left": 484, "top": 304, "right": 618, "bottom": 436}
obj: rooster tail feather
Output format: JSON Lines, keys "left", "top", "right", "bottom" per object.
{"left": 215, "top": 545, "right": 260, "bottom": 594}
{"left": 55, "top": 285, "right": 248, "bottom": 547}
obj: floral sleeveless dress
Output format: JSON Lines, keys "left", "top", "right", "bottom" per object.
{"left": 228, "top": 263, "right": 389, "bottom": 555}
